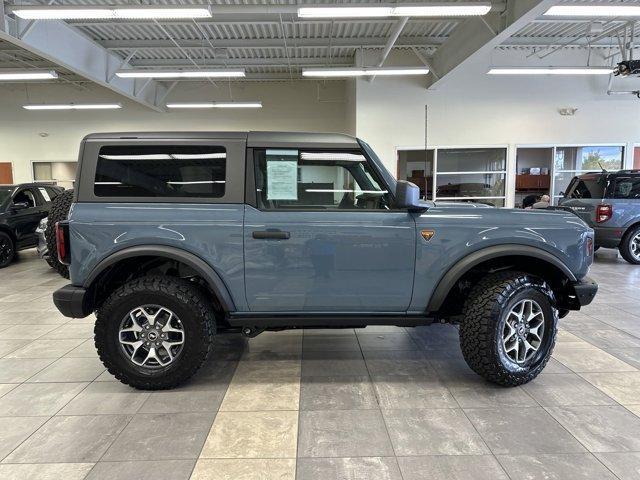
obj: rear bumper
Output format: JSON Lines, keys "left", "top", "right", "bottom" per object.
{"left": 53, "top": 284, "right": 92, "bottom": 318}
{"left": 566, "top": 276, "right": 598, "bottom": 310}
{"left": 594, "top": 226, "right": 624, "bottom": 248}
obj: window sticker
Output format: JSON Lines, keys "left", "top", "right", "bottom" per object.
{"left": 266, "top": 149, "right": 298, "bottom": 200}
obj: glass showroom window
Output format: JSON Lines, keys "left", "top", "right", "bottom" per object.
{"left": 434, "top": 148, "right": 507, "bottom": 207}
{"left": 553, "top": 146, "right": 624, "bottom": 202}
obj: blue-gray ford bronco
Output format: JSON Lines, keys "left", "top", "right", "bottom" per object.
{"left": 53, "top": 132, "right": 598, "bottom": 390}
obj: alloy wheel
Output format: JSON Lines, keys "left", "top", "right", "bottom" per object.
{"left": 0, "top": 237, "right": 13, "bottom": 265}
{"left": 118, "top": 305, "right": 185, "bottom": 368}
{"left": 631, "top": 232, "right": 640, "bottom": 261}
{"left": 502, "top": 299, "right": 545, "bottom": 365}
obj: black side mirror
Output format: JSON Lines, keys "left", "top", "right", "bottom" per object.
{"left": 395, "top": 181, "right": 428, "bottom": 212}
{"left": 11, "top": 201, "right": 29, "bottom": 212}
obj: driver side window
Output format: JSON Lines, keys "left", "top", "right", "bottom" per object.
{"left": 13, "top": 189, "right": 37, "bottom": 208}
{"left": 254, "top": 149, "right": 390, "bottom": 210}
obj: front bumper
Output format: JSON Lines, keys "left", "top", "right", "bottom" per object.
{"left": 53, "top": 284, "right": 92, "bottom": 318}
{"left": 566, "top": 276, "right": 598, "bottom": 310}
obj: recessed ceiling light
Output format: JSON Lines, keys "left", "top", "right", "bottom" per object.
{"left": 166, "top": 102, "right": 262, "bottom": 109}
{"left": 298, "top": 2, "right": 491, "bottom": 18}
{"left": 116, "top": 69, "right": 245, "bottom": 79}
{"left": 23, "top": 103, "right": 123, "bottom": 110}
{"left": 544, "top": 5, "right": 640, "bottom": 17}
{"left": 11, "top": 5, "right": 212, "bottom": 20}
{"left": 0, "top": 70, "right": 58, "bottom": 81}
{"left": 302, "top": 67, "right": 429, "bottom": 77}
{"left": 487, "top": 67, "right": 613, "bottom": 75}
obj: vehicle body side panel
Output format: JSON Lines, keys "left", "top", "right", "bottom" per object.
{"left": 410, "top": 206, "right": 593, "bottom": 312}
{"left": 243, "top": 205, "right": 416, "bottom": 312}
{"left": 68, "top": 202, "right": 247, "bottom": 311}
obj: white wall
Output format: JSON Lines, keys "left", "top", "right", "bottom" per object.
{"left": 0, "top": 80, "right": 349, "bottom": 183}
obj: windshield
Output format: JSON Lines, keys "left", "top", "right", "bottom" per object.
{"left": 358, "top": 139, "right": 397, "bottom": 195}
{"left": 0, "top": 187, "right": 12, "bottom": 205}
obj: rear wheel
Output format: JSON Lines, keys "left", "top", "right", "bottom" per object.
{"left": 619, "top": 225, "right": 640, "bottom": 265}
{"left": 0, "top": 232, "right": 15, "bottom": 269}
{"left": 459, "top": 271, "right": 557, "bottom": 386}
{"left": 44, "top": 189, "right": 74, "bottom": 278}
{"left": 95, "top": 275, "right": 215, "bottom": 390}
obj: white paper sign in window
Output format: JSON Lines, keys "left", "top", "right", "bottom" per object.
{"left": 266, "top": 149, "right": 298, "bottom": 200}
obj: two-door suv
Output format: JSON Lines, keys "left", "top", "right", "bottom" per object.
{"left": 53, "top": 132, "right": 598, "bottom": 389}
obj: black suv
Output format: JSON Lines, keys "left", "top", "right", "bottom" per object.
{"left": 0, "top": 183, "right": 64, "bottom": 268}
{"left": 559, "top": 170, "right": 640, "bottom": 264}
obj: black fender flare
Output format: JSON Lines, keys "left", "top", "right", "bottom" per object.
{"left": 83, "top": 245, "right": 236, "bottom": 312}
{"left": 426, "top": 244, "right": 577, "bottom": 312}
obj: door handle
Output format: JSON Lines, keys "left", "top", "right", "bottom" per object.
{"left": 252, "top": 230, "right": 290, "bottom": 240}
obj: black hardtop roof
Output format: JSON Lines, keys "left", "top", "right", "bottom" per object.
{"left": 0, "top": 183, "right": 62, "bottom": 188}
{"left": 82, "top": 131, "right": 359, "bottom": 149}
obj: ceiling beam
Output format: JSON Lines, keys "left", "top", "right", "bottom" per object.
{"left": 427, "top": 0, "right": 561, "bottom": 88}
{"left": 0, "top": 14, "right": 170, "bottom": 111}
{"left": 102, "top": 36, "right": 446, "bottom": 50}
{"left": 132, "top": 57, "right": 354, "bottom": 67}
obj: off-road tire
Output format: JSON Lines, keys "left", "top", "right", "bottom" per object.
{"left": 95, "top": 275, "right": 216, "bottom": 390}
{"left": 44, "top": 189, "right": 74, "bottom": 278}
{"left": 0, "top": 232, "right": 15, "bottom": 268}
{"left": 619, "top": 225, "right": 640, "bottom": 265}
{"left": 459, "top": 270, "right": 557, "bottom": 387}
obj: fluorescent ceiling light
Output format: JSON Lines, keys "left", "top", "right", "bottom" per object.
{"left": 23, "top": 103, "right": 122, "bottom": 110}
{"left": 302, "top": 67, "right": 429, "bottom": 77}
{"left": 0, "top": 70, "right": 58, "bottom": 81}
{"left": 487, "top": 67, "right": 613, "bottom": 75}
{"left": 298, "top": 2, "right": 491, "bottom": 18}
{"left": 116, "top": 69, "right": 245, "bottom": 79}
{"left": 544, "top": 5, "right": 640, "bottom": 17}
{"left": 392, "top": 4, "right": 491, "bottom": 16}
{"left": 12, "top": 6, "right": 211, "bottom": 20}
{"left": 166, "top": 101, "right": 262, "bottom": 108}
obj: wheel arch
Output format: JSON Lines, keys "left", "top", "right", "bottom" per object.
{"left": 83, "top": 245, "right": 236, "bottom": 313}
{"left": 0, "top": 224, "right": 16, "bottom": 244}
{"left": 427, "top": 244, "right": 576, "bottom": 314}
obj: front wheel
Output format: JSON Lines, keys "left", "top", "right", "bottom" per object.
{"left": 619, "top": 225, "right": 640, "bottom": 265}
{"left": 95, "top": 276, "right": 216, "bottom": 390}
{"left": 459, "top": 271, "right": 557, "bottom": 386}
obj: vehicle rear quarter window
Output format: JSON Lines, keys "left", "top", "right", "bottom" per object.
{"left": 94, "top": 145, "right": 226, "bottom": 198}
{"left": 566, "top": 177, "right": 605, "bottom": 199}
{"left": 611, "top": 176, "right": 640, "bottom": 199}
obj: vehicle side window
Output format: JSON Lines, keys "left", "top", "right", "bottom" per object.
{"left": 94, "top": 145, "right": 227, "bottom": 198}
{"left": 253, "top": 149, "right": 390, "bottom": 210}
{"left": 611, "top": 177, "right": 640, "bottom": 199}
{"left": 13, "top": 188, "right": 38, "bottom": 208}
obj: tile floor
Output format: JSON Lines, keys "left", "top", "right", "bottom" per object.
{"left": 0, "top": 249, "right": 639, "bottom": 479}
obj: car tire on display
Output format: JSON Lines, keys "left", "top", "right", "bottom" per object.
{"left": 44, "top": 189, "right": 74, "bottom": 278}
{"left": 459, "top": 270, "right": 557, "bottom": 386}
{"left": 95, "top": 275, "right": 216, "bottom": 390}
{"left": 0, "top": 231, "right": 15, "bottom": 269}
{"left": 619, "top": 225, "right": 640, "bottom": 265}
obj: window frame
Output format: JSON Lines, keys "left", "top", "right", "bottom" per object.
{"left": 77, "top": 138, "right": 246, "bottom": 204}
{"left": 246, "top": 146, "right": 398, "bottom": 212}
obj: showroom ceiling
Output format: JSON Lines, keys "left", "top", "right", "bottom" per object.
{"left": 1, "top": 0, "right": 639, "bottom": 108}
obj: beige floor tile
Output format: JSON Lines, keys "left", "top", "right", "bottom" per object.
{"left": 201, "top": 411, "right": 298, "bottom": 458}
{"left": 220, "top": 377, "right": 300, "bottom": 411}
{"left": 581, "top": 372, "right": 640, "bottom": 405}
{"left": 191, "top": 459, "right": 296, "bottom": 480}
{"left": 232, "top": 360, "right": 301, "bottom": 381}
{"left": 0, "top": 463, "right": 93, "bottom": 480}
{"left": 552, "top": 345, "right": 637, "bottom": 373}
